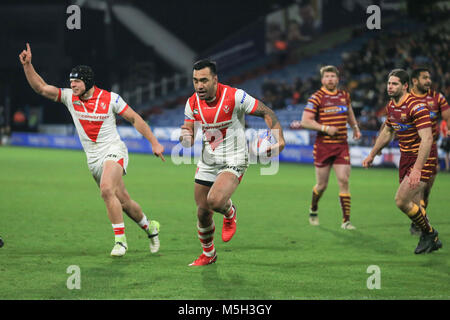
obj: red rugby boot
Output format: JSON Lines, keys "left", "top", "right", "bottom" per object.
{"left": 222, "top": 205, "right": 237, "bottom": 242}
{"left": 188, "top": 252, "right": 217, "bottom": 266}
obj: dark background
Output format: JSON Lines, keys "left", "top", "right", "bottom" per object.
{"left": 0, "top": 0, "right": 445, "bottom": 129}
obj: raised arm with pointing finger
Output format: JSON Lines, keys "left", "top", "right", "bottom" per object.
{"left": 19, "top": 42, "right": 59, "bottom": 101}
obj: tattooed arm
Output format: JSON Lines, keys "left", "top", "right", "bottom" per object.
{"left": 250, "top": 101, "right": 286, "bottom": 156}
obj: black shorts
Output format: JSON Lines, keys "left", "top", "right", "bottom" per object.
{"left": 440, "top": 137, "right": 450, "bottom": 152}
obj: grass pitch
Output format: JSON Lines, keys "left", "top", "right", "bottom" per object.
{"left": 0, "top": 146, "right": 449, "bottom": 299}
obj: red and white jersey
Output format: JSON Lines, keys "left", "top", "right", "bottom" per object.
{"left": 57, "top": 86, "right": 129, "bottom": 161}
{"left": 184, "top": 83, "right": 259, "bottom": 166}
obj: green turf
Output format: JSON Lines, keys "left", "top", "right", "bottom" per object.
{"left": 0, "top": 146, "right": 449, "bottom": 299}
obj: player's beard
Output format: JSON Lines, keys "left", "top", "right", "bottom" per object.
{"left": 325, "top": 82, "right": 337, "bottom": 92}
{"left": 197, "top": 91, "right": 213, "bottom": 101}
{"left": 388, "top": 89, "right": 403, "bottom": 102}
{"left": 197, "top": 86, "right": 216, "bottom": 102}
{"left": 417, "top": 82, "right": 430, "bottom": 94}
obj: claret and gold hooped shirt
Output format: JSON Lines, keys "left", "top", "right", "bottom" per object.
{"left": 304, "top": 87, "right": 351, "bottom": 144}
{"left": 385, "top": 93, "right": 432, "bottom": 154}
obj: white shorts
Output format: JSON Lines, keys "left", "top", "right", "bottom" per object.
{"left": 194, "top": 160, "right": 247, "bottom": 187}
{"left": 87, "top": 140, "right": 129, "bottom": 185}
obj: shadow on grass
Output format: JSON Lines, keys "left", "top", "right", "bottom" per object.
{"left": 197, "top": 260, "right": 271, "bottom": 300}
{"left": 317, "top": 226, "right": 404, "bottom": 255}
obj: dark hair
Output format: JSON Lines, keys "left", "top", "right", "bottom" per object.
{"left": 411, "top": 68, "right": 430, "bottom": 80}
{"left": 193, "top": 59, "right": 217, "bottom": 75}
{"left": 388, "top": 69, "right": 410, "bottom": 85}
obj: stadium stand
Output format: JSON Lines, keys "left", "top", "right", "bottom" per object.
{"left": 142, "top": 14, "right": 449, "bottom": 136}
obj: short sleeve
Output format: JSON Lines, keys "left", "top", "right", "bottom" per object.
{"left": 410, "top": 102, "right": 432, "bottom": 130}
{"left": 438, "top": 93, "right": 450, "bottom": 113}
{"left": 384, "top": 105, "right": 392, "bottom": 127}
{"left": 110, "top": 92, "right": 129, "bottom": 115}
{"left": 58, "top": 88, "right": 73, "bottom": 107}
{"left": 346, "top": 91, "right": 352, "bottom": 105}
{"left": 184, "top": 100, "right": 195, "bottom": 122}
{"left": 384, "top": 118, "right": 392, "bottom": 128}
{"left": 235, "top": 89, "right": 258, "bottom": 114}
{"left": 304, "top": 94, "right": 320, "bottom": 115}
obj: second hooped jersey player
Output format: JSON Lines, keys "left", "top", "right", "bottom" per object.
{"left": 384, "top": 94, "right": 435, "bottom": 183}
{"left": 184, "top": 83, "right": 259, "bottom": 168}
{"left": 411, "top": 89, "right": 450, "bottom": 142}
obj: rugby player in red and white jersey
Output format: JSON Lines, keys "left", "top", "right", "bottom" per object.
{"left": 408, "top": 68, "right": 450, "bottom": 235}
{"left": 363, "top": 69, "right": 442, "bottom": 254}
{"left": 180, "top": 59, "right": 285, "bottom": 266}
{"left": 19, "top": 43, "right": 165, "bottom": 257}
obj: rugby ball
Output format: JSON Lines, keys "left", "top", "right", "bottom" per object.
{"left": 252, "top": 130, "right": 277, "bottom": 157}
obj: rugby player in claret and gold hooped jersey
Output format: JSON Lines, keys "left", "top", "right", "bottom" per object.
{"left": 363, "top": 69, "right": 442, "bottom": 254}
{"left": 407, "top": 68, "right": 450, "bottom": 235}
{"left": 299, "top": 65, "right": 361, "bottom": 230}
